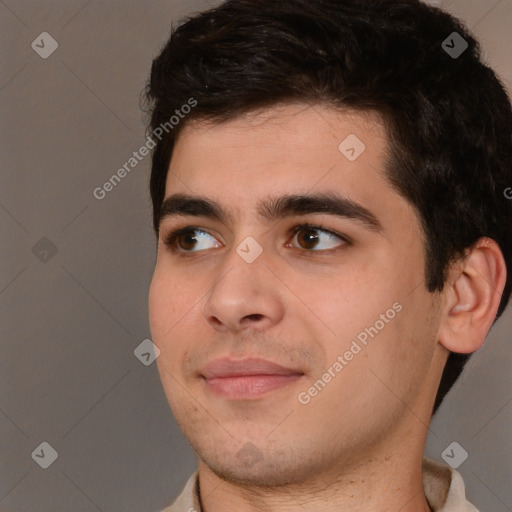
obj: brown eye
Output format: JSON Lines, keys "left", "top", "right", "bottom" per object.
{"left": 296, "top": 228, "right": 321, "bottom": 249}
{"left": 163, "top": 228, "right": 221, "bottom": 253}
{"left": 175, "top": 231, "right": 200, "bottom": 251}
{"left": 289, "top": 225, "right": 348, "bottom": 251}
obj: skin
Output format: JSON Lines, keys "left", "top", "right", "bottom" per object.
{"left": 148, "top": 103, "right": 506, "bottom": 512}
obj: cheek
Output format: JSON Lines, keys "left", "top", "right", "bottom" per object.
{"left": 313, "top": 269, "right": 435, "bottom": 392}
{"left": 149, "top": 272, "right": 190, "bottom": 399}
{"left": 357, "top": 293, "right": 439, "bottom": 408}
{"left": 148, "top": 271, "right": 172, "bottom": 339}
{"left": 315, "top": 275, "right": 398, "bottom": 347}
{"left": 148, "top": 266, "right": 204, "bottom": 364}
{"left": 148, "top": 267, "right": 192, "bottom": 345}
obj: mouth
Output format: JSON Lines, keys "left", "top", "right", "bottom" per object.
{"left": 201, "top": 357, "right": 305, "bottom": 399}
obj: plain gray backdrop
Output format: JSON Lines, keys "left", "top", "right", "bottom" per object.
{"left": 1, "top": 0, "right": 511, "bottom": 511}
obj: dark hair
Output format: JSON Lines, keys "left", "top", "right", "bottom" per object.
{"left": 143, "top": 0, "right": 512, "bottom": 415}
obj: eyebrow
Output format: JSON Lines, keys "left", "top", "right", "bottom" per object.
{"left": 158, "top": 192, "right": 383, "bottom": 232}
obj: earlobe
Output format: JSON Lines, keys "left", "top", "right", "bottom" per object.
{"left": 438, "top": 238, "right": 507, "bottom": 354}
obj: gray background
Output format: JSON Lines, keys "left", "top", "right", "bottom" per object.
{"left": 1, "top": 0, "right": 510, "bottom": 511}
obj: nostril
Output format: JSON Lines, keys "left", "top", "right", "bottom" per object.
{"left": 244, "top": 314, "right": 264, "bottom": 321}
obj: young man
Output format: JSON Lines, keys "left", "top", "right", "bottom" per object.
{"left": 144, "top": 0, "right": 512, "bottom": 510}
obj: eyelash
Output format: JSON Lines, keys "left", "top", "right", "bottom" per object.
{"left": 161, "top": 223, "right": 351, "bottom": 256}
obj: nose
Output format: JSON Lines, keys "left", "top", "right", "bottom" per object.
{"left": 201, "top": 247, "right": 285, "bottom": 332}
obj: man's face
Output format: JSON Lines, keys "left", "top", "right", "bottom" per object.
{"left": 149, "top": 104, "right": 444, "bottom": 486}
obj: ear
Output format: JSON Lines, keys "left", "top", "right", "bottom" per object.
{"left": 438, "top": 237, "right": 507, "bottom": 354}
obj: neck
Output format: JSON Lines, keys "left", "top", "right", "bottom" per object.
{"left": 197, "top": 427, "right": 433, "bottom": 512}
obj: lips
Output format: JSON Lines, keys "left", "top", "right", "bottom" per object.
{"left": 201, "top": 357, "right": 303, "bottom": 379}
{"left": 201, "top": 357, "right": 304, "bottom": 399}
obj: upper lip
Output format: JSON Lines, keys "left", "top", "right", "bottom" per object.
{"left": 201, "top": 357, "right": 304, "bottom": 379}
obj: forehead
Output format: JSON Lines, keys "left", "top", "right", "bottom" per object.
{"left": 167, "top": 103, "right": 387, "bottom": 195}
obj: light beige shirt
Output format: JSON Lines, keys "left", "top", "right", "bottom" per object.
{"left": 161, "top": 458, "right": 478, "bottom": 512}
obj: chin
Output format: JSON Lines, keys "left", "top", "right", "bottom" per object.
{"left": 198, "top": 441, "right": 323, "bottom": 488}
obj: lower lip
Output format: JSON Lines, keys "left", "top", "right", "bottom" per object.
{"left": 204, "top": 374, "right": 303, "bottom": 399}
